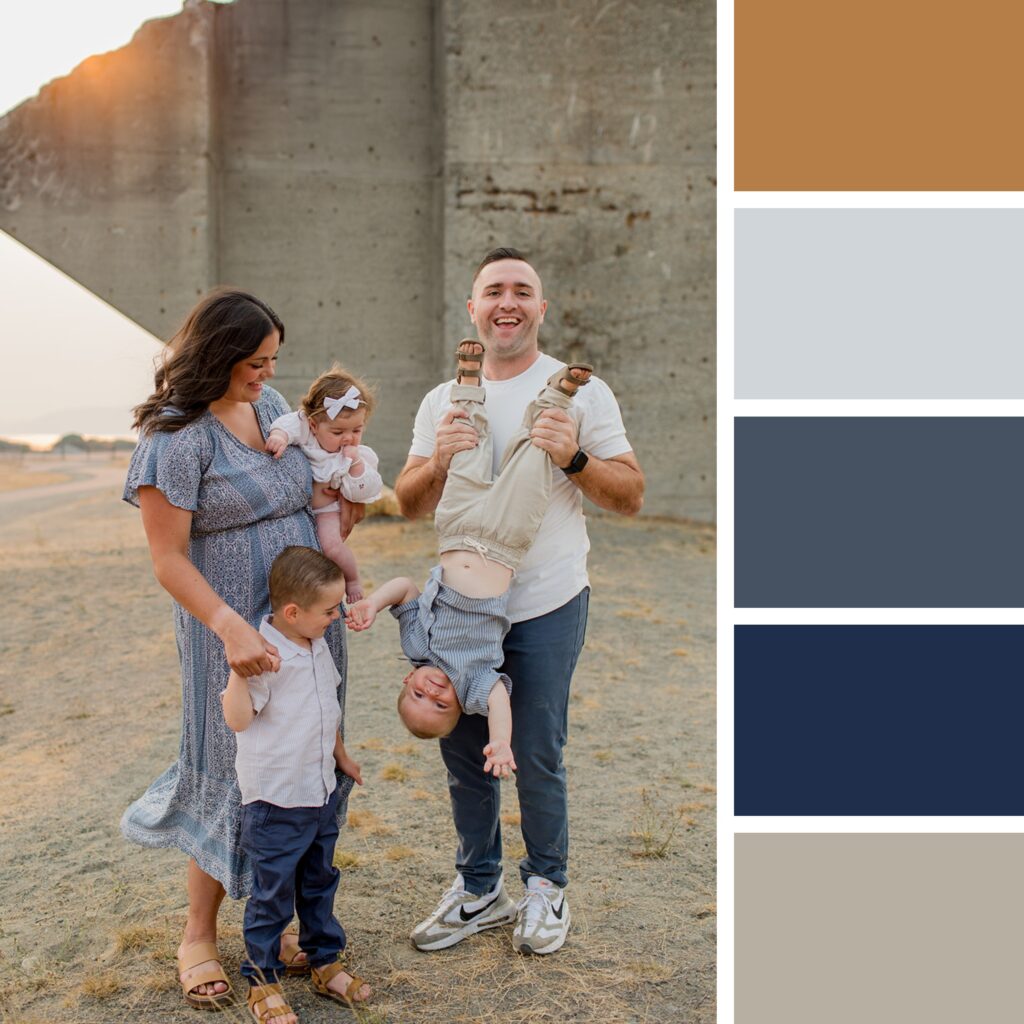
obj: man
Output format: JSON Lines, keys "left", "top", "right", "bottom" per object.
{"left": 395, "top": 247, "right": 644, "bottom": 955}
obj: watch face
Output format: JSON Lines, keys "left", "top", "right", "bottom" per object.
{"left": 565, "top": 449, "right": 588, "bottom": 474}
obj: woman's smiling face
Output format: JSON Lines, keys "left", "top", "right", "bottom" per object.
{"left": 223, "top": 330, "right": 280, "bottom": 403}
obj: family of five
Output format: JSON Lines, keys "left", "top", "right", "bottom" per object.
{"left": 122, "top": 247, "right": 644, "bottom": 1022}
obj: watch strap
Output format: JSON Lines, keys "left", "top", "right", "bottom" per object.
{"left": 562, "top": 449, "right": 589, "bottom": 476}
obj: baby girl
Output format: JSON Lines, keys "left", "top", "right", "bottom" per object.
{"left": 266, "top": 365, "right": 382, "bottom": 602}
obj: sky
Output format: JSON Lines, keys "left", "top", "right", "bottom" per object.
{"left": 0, "top": 2, "right": 231, "bottom": 441}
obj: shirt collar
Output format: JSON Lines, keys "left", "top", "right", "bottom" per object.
{"left": 259, "top": 614, "right": 319, "bottom": 660}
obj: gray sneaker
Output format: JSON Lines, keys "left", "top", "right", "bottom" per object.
{"left": 410, "top": 873, "right": 517, "bottom": 951}
{"left": 513, "top": 876, "right": 571, "bottom": 955}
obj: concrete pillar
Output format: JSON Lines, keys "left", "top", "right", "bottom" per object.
{"left": 0, "top": 0, "right": 715, "bottom": 517}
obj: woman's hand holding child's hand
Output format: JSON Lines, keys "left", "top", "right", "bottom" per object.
{"left": 264, "top": 429, "right": 288, "bottom": 458}
{"left": 483, "top": 741, "right": 517, "bottom": 779}
{"left": 345, "top": 599, "right": 376, "bottom": 631}
{"left": 220, "top": 617, "right": 280, "bottom": 677}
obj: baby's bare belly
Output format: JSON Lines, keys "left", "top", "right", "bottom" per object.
{"left": 440, "top": 550, "right": 513, "bottom": 599}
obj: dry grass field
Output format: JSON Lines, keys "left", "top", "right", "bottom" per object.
{"left": 0, "top": 456, "right": 715, "bottom": 1023}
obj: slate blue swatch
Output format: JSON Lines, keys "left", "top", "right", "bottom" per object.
{"left": 735, "top": 417, "right": 1024, "bottom": 607}
{"left": 735, "top": 625, "right": 1024, "bottom": 815}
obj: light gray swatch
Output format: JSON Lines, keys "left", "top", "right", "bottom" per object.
{"left": 735, "top": 417, "right": 1024, "bottom": 607}
{"left": 736, "top": 209, "right": 1024, "bottom": 398}
{"left": 736, "top": 834, "right": 1024, "bottom": 1024}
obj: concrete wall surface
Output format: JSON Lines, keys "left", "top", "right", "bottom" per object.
{"left": 0, "top": 0, "right": 715, "bottom": 518}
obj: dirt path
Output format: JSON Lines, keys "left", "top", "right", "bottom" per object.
{"left": 0, "top": 455, "right": 126, "bottom": 510}
{"left": 0, "top": 469, "right": 715, "bottom": 1024}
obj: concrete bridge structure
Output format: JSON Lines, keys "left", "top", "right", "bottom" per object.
{"left": 0, "top": 0, "right": 715, "bottom": 518}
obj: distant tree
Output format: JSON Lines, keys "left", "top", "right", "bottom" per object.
{"left": 52, "top": 433, "right": 91, "bottom": 457}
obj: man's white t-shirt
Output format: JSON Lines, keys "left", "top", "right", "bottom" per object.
{"left": 409, "top": 352, "right": 633, "bottom": 622}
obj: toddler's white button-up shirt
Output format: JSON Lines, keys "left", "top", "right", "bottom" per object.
{"left": 233, "top": 616, "right": 341, "bottom": 808}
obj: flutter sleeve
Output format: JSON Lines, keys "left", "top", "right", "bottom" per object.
{"left": 122, "top": 422, "right": 207, "bottom": 512}
{"left": 339, "top": 445, "right": 383, "bottom": 503}
{"left": 267, "top": 410, "right": 308, "bottom": 446}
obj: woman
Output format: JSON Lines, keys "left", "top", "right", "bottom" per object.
{"left": 123, "top": 289, "right": 367, "bottom": 1013}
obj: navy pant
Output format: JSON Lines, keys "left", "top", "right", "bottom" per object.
{"left": 239, "top": 787, "right": 345, "bottom": 982}
{"left": 439, "top": 588, "right": 589, "bottom": 893}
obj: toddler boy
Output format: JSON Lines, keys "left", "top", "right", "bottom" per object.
{"left": 345, "top": 342, "right": 590, "bottom": 777}
{"left": 222, "top": 545, "right": 370, "bottom": 1022}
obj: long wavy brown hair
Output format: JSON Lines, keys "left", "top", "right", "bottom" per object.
{"left": 133, "top": 288, "right": 285, "bottom": 433}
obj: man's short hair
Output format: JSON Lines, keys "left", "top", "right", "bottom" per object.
{"left": 269, "top": 546, "right": 344, "bottom": 611}
{"left": 472, "top": 246, "right": 534, "bottom": 283}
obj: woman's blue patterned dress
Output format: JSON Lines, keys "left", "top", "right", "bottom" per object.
{"left": 121, "top": 386, "right": 352, "bottom": 899}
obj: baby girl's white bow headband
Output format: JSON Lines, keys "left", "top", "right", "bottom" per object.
{"left": 323, "top": 386, "right": 362, "bottom": 419}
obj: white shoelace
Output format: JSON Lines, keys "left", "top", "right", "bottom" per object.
{"left": 515, "top": 889, "right": 553, "bottom": 929}
{"left": 438, "top": 881, "right": 471, "bottom": 913}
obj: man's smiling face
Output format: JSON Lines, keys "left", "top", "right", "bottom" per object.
{"left": 467, "top": 258, "right": 547, "bottom": 363}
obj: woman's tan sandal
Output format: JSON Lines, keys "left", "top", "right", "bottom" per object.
{"left": 455, "top": 338, "right": 486, "bottom": 383}
{"left": 280, "top": 926, "right": 311, "bottom": 976}
{"left": 177, "top": 941, "right": 233, "bottom": 1010}
{"left": 247, "top": 982, "right": 295, "bottom": 1023}
{"left": 311, "top": 959, "right": 370, "bottom": 1008}
{"left": 547, "top": 363, "right": 594, "bottom": 396}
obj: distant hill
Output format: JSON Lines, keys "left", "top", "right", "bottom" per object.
{"left": 0, "top": 405, "right": 136, "bottom": 436}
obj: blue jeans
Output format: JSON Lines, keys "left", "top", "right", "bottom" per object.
{"left": 239, "top": 788, "right": 345, "bottom": 982}
{"left": 439, "top": 588, "right": 589, "bottom": 894}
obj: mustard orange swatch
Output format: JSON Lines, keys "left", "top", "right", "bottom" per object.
{"left": 735, "top": 0, "right": 1024, "bottom": 190}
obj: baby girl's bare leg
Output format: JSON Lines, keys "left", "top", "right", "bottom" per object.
{"left": 315, "top": 510, "right": 364, "bottom": 602}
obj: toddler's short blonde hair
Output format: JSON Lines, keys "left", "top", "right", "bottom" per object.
{"left": 269, "top": 546, "right": 345, "bottom": 612}
{"left": 396, "top": 686, "right": 461, "bottom": 740}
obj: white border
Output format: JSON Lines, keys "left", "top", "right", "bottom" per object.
{"left": 716, "top": 0, "right": 734, "bottom": 1018}
{"left": 735, "top": 192, "right": 1024, "bottom": 208}
{"left": 716, "top": 4, "right": 1024, "bottom": 1023}
{"left": 716, "top": 0, "right": 733, "bottom": 1015}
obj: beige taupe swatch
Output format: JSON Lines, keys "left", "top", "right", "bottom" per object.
{"left": 736, "top": 834, "right": 1024, "bottom": 1022}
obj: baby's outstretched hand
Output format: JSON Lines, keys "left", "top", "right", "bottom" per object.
{"left": 345, "top": 599, "right": 376, "bottom": 631}
{"left": 264, "top": 430, "right": 288, "bottom": 458}
{"left": 483, "top": 741, "right": 517, "bottom": 779}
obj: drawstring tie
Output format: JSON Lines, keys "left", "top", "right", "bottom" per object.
{"left": 463, "top": 537, "right": 491, "bottom": 566}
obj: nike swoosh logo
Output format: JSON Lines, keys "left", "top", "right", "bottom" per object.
{"left": 551, "top": 899, "right": 565, "bottom": 920}
{"left": 459, "top": 893, "right": 501, "bottom": 922}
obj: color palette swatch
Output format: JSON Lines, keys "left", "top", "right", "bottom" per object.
{"left": 736, "top": 210, "right": 1024, "bottom": 399}
{"left": 731, "top": 5, "right": 1024, "bottom": 1016}
{"left": 735, "top": 0, "right": 1024, "bottom": 190}
{"left": 735, "top": 835, "right": 1024, "bottom": 1024}
{"left": 735, "top": 417, "right": 1024, "bottom": 608}
{"left": 735, "top": 626, "right": 1024, "bottom": 815}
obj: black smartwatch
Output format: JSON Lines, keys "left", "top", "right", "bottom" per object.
{"left": 562, "top": 449, "right": 589, "bottom": 476}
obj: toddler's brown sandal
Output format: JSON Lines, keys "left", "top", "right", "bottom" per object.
{"left": 455, "top": 339, "right": 486, "bottom": 383}
{"left": 280, "top": 926, "right": 311, "bottom": 976}
{"left": 247, "top": 982, "right": 295, "bottom": 1023}
{"left": 311, "top": 958, "right": 371, "bottom": 1008}
{"left": 177, "top": 941, "right": 233, "bottom": 1010}
{"left": 547, "top": 363, "right": 594, "bottom": 396}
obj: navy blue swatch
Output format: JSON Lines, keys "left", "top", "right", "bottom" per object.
{"left": 735, "top": 626, "right": 1024, "bottom": 815}
{"left": 735, "top": 417, "right": 1024, "bottom": 607}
